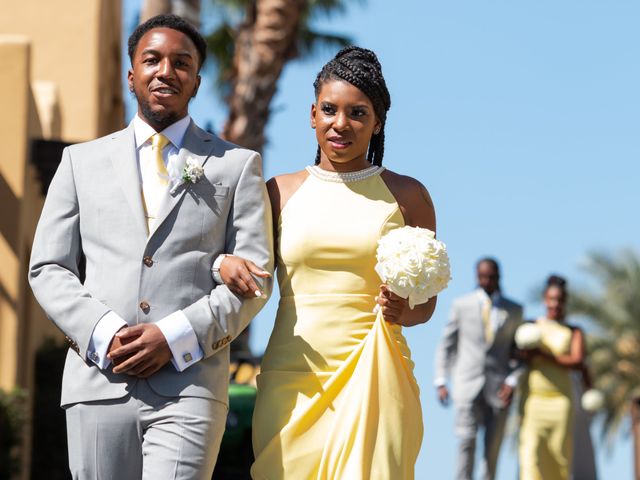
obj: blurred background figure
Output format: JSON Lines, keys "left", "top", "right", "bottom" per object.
{"left": 518, "top": 275, "right": 587, "bottom": 480}
{"left": 434, "top": 258, "right": 523, "bottom": 480}
{"left": 571, "top": 364, "right": 598, "bottom": 480}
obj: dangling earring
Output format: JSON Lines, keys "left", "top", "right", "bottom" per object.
{"left": 373, "top": 126, "right": 381, "bottom": 135}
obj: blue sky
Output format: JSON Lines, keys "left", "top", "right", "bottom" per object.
{"left": 123, "top": 1, "right": 639, "bottom": 477}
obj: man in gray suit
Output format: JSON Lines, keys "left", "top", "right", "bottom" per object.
{"left": 28, "top": 14, "right": 273, "bottom": 479}
{"left": 434, "top": 258, "right": 523, "bottom": 480}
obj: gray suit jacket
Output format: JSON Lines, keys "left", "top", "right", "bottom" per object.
{"left": 434, "top": 291, "right": 523, "bottom": 408}
{"left": 29, "top": 120, "right": 274, "bottom": 407}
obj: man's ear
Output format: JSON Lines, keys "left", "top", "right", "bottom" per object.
{"left": 192, "top": 75, "right": 201, "bottom": 98}
{"left": 127, "top": 68, "right": 134, "bottom": 92}
{"left": 310, "top": 103, "right": 317, "bottom": 129}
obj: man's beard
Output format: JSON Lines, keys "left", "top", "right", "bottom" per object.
{"left": 134, "top": 92, "right": 181, "bottom": 131}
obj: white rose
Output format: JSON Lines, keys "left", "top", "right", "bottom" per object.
{"left": 515, "top": 323, "right": 542, "bottom": 350}
{"left": 581, "top": 389, "right": 605, "bottom": 413}
{"left": 374, "top": 226, "right": 451, "bottom": 309}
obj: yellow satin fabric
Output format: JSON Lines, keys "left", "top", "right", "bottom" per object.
{"left": 251, "top": 171, "right": 423, "bottom": 480}
{"left": 519, "top": 318, "right": 575, "bottom": 480}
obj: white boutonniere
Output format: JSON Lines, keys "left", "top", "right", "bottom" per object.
{"left": 169, "top": 156, "right": 204, "bottom": 193}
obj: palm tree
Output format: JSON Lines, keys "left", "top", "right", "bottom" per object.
{"left": 206, "top": 0, "right": 352, "bottom": 152}
{"left": 141, "top": 0, "right": 201, "bottom": 27}
{"left": 140, "top": 0, "right": 353, "bottom": 153}
{"left": 569, "top": 249, "right": 640, "bottom": 478}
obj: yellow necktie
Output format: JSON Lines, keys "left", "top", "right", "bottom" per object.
{"left": 482, "top": 297, "right": 494, "bottom": 344}
{"left": 142, "top": 133, "right": 170, "bottom": 232}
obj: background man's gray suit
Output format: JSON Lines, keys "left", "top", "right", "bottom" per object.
{"left": 435, "top": 290, "right": 523, "bottom": 480}
{"left": 29, "top": 120, "right": 273, "bottom": 478}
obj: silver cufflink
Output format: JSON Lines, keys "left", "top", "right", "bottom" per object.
{"left": 183, "top": 353, "right": 193, "bottom": 363}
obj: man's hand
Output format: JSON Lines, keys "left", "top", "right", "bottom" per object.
{"left": 107, "top": 326, "right": 135, "bottom": 366}
{"left": 437, "top": 385, "right": 450, "bottom": 407}
{"left": 497, "top": 383, "right": 515, "bottom": 407}
{"left": 108, "top": 324, "right": 172, "bottom": 378}
{"left": 219, "top": 255, "right": 271, "bottom": 298}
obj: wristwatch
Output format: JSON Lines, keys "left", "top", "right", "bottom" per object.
{"left": 212, "top": 254, "right": 230, "bottom": 284}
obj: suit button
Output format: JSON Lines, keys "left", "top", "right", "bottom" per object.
{"left": 143, "top": 256, "right": 154, "bottom": 267}
{"left": 139, "top": 301, "right": 150, "bottom": 312}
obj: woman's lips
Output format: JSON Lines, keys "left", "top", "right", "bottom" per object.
{"left": 328, "top": 138, "right": 351, "bottom": 149}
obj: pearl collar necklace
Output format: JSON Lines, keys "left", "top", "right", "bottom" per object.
{"left": 306, "top": 165, "right": 384, "bottom": 183}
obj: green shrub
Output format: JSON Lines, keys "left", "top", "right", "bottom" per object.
{"left": 0, "top": 388, "right": 27, "bottom": 479}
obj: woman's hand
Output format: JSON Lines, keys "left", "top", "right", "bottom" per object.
{"left": 375, "top": 285, "right": 437, "bottom": 327}
{"left": 375, "top": 285, "right": 409, "bottom": 325}
{"left": 219, "top": 255, "right": 271, "bottom": 298}
{"left": 517, "top": 347, "right": 545, "bottom": 362}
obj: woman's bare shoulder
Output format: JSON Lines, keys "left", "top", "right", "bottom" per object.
{"left": 267, "top": 169, "right": 310, "bottom": 212}
{"left": 380, "top": 169, "right": 435, "bottom": 230}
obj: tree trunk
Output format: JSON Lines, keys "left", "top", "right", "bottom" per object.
{"left": 140, "top": 0, "right": 172, "bottom": 23}
{"left": 222, "top": 0, "right": 305, "bottom": 153}
{"left": 633, "top": 397, "right": 640, "bottom": 480}
{"left": 173, "top": 0, "right": 201, "bottom": 28}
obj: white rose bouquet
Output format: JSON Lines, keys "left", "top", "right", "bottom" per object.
{"left": 581, "top": 389, "right": 605, "bottom": 413}
{"left": 374, "top": 226, "right": 451, "bottom": 309}
{"left": 514, "top": 323, "right": 542, "bottom": 350}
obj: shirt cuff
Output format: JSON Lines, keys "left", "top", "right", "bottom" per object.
{"left": 156, "top": 311, "right": 204, "bottom": 372}
{"left": 211, "top": 254, "right": 229, "bottom": 284}
{"left": 88, "top": 311, "right": 127, "bottom": 369}
{"left": 504, "top": 373, "right": 519, "bottom": 388}
{"left": 434, "top": 377, "right": 447, "bottom": 388}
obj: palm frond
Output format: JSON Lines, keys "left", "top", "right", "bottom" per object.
{"left": 570, "top": 249, "right": 640, "bottom": 440}
{"left": 307, "top": 0, "right": 351, "bottom": 16}
{"left": 205, "top": 22, "right": 236, "bottom": 92}
{"left": 296, "top": 27, "right": 351, "bottom": 58}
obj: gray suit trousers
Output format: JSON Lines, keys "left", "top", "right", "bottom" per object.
{"left": 455, "top": 393, "right": 508, "bottom": 480}
{"left": 65, "top": 380, "right": 227, "bottom": 480}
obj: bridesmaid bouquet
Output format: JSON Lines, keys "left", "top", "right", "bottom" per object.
{"left": 374, "top": 226, "right": 451, "bottom": 309}
{"left": 514, "top": 323, "right": 543, "bottom": 350}
{"left": 581, "top": 388, "right": 605, "bottom": 413}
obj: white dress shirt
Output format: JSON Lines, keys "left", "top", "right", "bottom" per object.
{"left": 476, "top": 288, "right": 503, "bottom": 337}
{"left": 87, "top": 114, "right": 204, "bottom": 372}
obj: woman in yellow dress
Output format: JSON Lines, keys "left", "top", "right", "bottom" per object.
{"left": 519, "top": 275, "right": 586, "bottom": 480}
{"left": 219, "top": 46, "right": 438, "bottom": 479}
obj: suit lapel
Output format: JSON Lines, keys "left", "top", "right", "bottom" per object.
{"left": 150, "top": 121, "right": 215, "bottom": 236}
{"left": 110, "top": 124, "right": 148, "bottom": 237}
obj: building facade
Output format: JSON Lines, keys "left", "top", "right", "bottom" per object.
{"left": 0, "top": 1, "right": 123, "bottom": 476}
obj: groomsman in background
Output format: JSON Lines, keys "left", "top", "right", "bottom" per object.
{"left": 434, "top": 257, "right": 523, "bottom": 480}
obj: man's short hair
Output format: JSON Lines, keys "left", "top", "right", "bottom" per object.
{"left": 128, "top": 14, "right": 207, "bottom": 70}
{"left": 476, "top": 257, "right": 500, "bottom": 274}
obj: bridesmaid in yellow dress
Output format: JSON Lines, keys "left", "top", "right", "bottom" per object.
{"left": 519, "top": 275, "right": 586, "bottom": 480}
{"left": 219, "top": 46, "right": 438, "bottom": 479}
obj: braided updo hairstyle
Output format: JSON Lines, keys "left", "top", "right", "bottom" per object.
{"left": 313, "top": 46, "right": 391, "bottom": 166}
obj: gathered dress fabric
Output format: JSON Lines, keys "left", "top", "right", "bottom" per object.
{"left": 519, "top": 318, "right": 575, "bottom": 480}
{"left": 251, "top": 167, "right": 424, "bottom": 480}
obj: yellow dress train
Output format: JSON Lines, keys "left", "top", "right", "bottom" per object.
{"left": 519, "top": 318, "right": 575, "bottom": 480}
{"left": 251, "top": 166, "right": 423, "bottom": 480}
